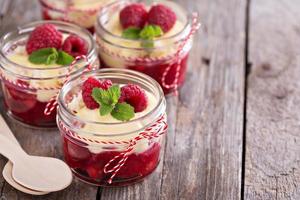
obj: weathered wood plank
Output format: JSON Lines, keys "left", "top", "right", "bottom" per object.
{"left": 100, "top": 0, "right": 246, "bottom": 199}
{"left": 0, "top": 0, "right": 98, "bottom": 199}
{"left": 245, "top": 0, "right": 300, "bottom": 199}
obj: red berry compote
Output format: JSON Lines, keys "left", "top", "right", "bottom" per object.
{"left": 0, "top": 21, "right": 98, "bottom": 127}
{"left": 57, "top": 69, "right": 167, "bottom": 186}
{"left": 95, "top": 0, "right": 198, "bottom": 94}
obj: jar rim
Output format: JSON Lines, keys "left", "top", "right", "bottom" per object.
{"left": 95, "top": 0, "right": 192, "bottom": 50}
{"left": 0, "top": 20, "right": 96, "bottom": 72}
{"left": 58, "top": 68, "right": 166, "bottom": 136}
{"left": 40, "top": 0, "right": 105, "bottom": 12}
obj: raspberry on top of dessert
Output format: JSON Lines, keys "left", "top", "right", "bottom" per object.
{"left": 69, "top": 77, "right": 155, "bottom": 124}
{"left": 66, "top": 76, "right": 160, "bottom": 154}
{"left": 0, "top": 21, "right": 97, "bottom": 127}
{"left": 5, "top": 23, "right": 90, "bottom": 102}
{"left": 96, "top": 1, "right": 190, "bottom": 65}
{"left": 67, "top": 76, "right": 161, "bottom": 132}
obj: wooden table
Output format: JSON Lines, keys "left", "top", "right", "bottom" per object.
{"left": 0, "top": 0, "right": 299, "bottom": 199}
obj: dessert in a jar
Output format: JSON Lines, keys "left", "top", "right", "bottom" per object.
{"left": 0, "top": 21, "right": 98, "bottom": 127}
{"left": 57, "top": 69, "right": 167, "bottom": 186}
{"left": 95, "top": 0, "right": 199, "bottom": 94}
{"left": 40, "top": 0, "right": 113, "bottom": 33}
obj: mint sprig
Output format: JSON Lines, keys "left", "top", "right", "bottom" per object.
{"left": 28, "top": 48, "right": 74, "bottom": 65}
{"left": 56, "top": 51, "right": 75, "bottom": 65}
{"left": 139, "top": 25, "right": 163, "bottom": 39}
{"left": 111, "top": 102, "right": 135, "bottom": 121}
{"left": 122, "top": 25, "right": 164, "bottom": 48}
{"left": 92, "top": 85, "right": 135, "bottom": 121}
{"left": 122, "top": 27, "right": 141, "bottom": 39}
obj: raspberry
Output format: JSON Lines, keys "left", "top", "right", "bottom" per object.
{"left": 119, "top": 84, "right": 148, "bottom": 112}
{"left": 82, "top": 77, "right": 112, "bottom": 109}
{"left": 62, "top": 35, "right": 88, "bottom": 58}
{"left": 26, "top": 24, "right": 62, "bottom": 54}
{"left": 99, "top": 80, "right": 113, "bottom": 90}
{"left": 148, "top": 4, "right": 177, "bottom": 33}
{"left": 120, "top": 4, "right": 148, "bottom": 29}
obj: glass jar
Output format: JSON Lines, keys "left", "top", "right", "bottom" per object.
{"left": 39, "top": 0, "right": 113, "bottom": 33}
{"left": 95, "top": 0, "right": 198, "bottom": 94}
{"left": 0, "top": 21, "right": 99, "bottom": 127}
{"left": 57, "top": 69, "right": 167, "bottom": 186}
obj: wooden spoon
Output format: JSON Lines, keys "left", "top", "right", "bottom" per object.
{"left": 0, "top": 114, "right": 49, "bottom": 195}
{"left": 3, "top": 162, "right": 49, "bottom": 195}
{"left": 0, "top": 132, "right": 73, "bottom": 192}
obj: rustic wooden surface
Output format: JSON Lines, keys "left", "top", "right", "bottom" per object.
{"left": 244, "top": 0, "right": 300, "bottom": 199}
{"left": 0, "top": 0, "right": 299, "bottom": 199}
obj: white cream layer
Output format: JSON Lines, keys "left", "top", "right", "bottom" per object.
{"left": 98, "top": 11, "right": 185, "bottom": 68}
{"left": 44, "top": 0, "right": 112, "bottom": 28}
{"left": 67, "top": 89, "right": 161, "bottom": 154}
{"left": 7, "top": 46, "right": 63, "bottom": 102}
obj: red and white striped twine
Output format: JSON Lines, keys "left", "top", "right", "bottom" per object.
{"left": 58, "top": 114, "right": 168, "bottom": 184}
{"left": 97, "top": 12, "right": 200, "bottom": 95}
{"left": 44, "top": 55, "right": 92, "bottom": 115}
{"left": 0, "top": 54, "right": 92, "bottom": 115}
{"left": 161, "top": 13, "right": 201, "bottom": 95}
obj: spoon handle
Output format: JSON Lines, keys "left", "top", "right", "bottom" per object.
{"left": 0, "top": 134, "right": 26, "bottom": 163}
{"left": 0, "top": 115, "right": 19, "bottom": 145}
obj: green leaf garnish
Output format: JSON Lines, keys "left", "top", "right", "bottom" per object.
{"left": 92, "top": 86, "right": 120, "bottom": 106}
{"left": 139, "top": 25, "right": 163, "bottom": 40}
{"left": 92, "top": 85, "right": 134, "bottom": 121}
{"left": 29, "top": 48, "right": 58, "bottom": 65}
{"left": 100, "top": 103, "right": 114, "bottom": 116}
{"left": 28, "top": 48, "right": 74, "bottom": 65}
{"left": 56, "top": 51, "right": 75, "bottom": 65}
{"left": 111, "top": 102, "right": 135, "bottom": 121}
{"left": 121, "top": 25, "right": 164, "bottom": 49}
{"left": 122, "top": 27, "right": 141, "bottom": 39}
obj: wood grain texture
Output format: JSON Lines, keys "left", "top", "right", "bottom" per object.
{"left": 245, "top": 0, "right": 300, "bottom": 199}
{"left": 100, "top": 0, "right": 246, "bottom": 199}
{"left": 0, "top": 0, "right": 247, "bottom": 199}
{"left": 0, "top": 0, "right": 98, "bottom": 200}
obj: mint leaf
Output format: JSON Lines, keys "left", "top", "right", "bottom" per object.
{"left": 29, "top": 48, "right": 58, "bottom": 65}
{"left": 92, "top": 85, "right": 134, "bottom": 121}
{"left": 111, "top": 102, "right": 135, "bottom": 121}
{"left": 139, "top": 25, "right": 163, "bottom": 48}
{"left": 139, "top": 25, "right": 163, "bottom": 40}
{"left": 107, "top": 85, "right": 121, "bottom": 105}
{"left": 122, "top": 27, "right": 141, "bottom": 39}
{"left": 28, "top": 48, "right": 74, "bottom": 66}
{"left": 56, "top": 51, "right": 74, "bottom": 65}
{"left": 92, "top": 85, "right": 120, "bottom": 106}
{"left": 46, "top": 52, "right": 58, "bottom": 65}
{"left": 91, "top": 87, "right": 103, "bottom": 104}
{"left": 100, "top": 103, "right": 114, "bottom": 116}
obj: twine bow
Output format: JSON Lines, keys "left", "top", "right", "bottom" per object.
{"left": 103, "top": 115, "right": 167, "bottom": 184}
{"left": 59, "top": 114, "right": 168, "bottom": 184}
